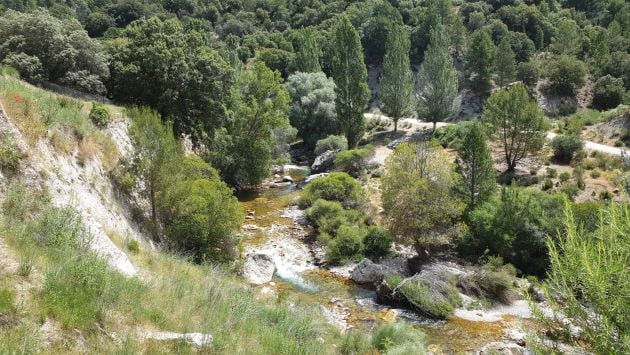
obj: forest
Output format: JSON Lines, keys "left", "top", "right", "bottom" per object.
{"left": 0, "top": 0, "right": 629, "bottom": 353}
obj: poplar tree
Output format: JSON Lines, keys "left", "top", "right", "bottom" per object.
{"left": 467, "top": 29, "right": 495, "bottom": 95}
{"left": 294, "top": 29, "right": 321, "bottom": 73}
{"left": 380, "top": 25, "right": 413, "bottom": 133}
{"left": 331, "top": 16, "right": 370, "bottom": 148}
{"left": 457, "top": 123, "right": 496, "bottom": 210}
{"left": 416, "top": 22, "right": 460, "bottom": 131}
{"left": 495, "top": 38, "right": 516, "bottom": 87}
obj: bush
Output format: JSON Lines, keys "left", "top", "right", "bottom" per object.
{"left": 326, "top": 225, "right": 365, "bottom": 264}
{"left": 463, "top": 257, "right": 516, "bottom": 304}
{"left": 398, "top": 274, "right": 462, "bottom": 319}
{"left": 363, "top": 226, "right": 393, "bottom": 258}
{"left": 306, "top": 199, "right": 363, "bottom": 236}
{"left": 0, "top": 288, "right": 15, "bottom": 315}
{"left": 127, "top": 239, "right": 139, "bottom": 254}
{"left": 546, "top": 167, "right": 557, "bottom": 178}
{"left": 0, "top": 132, "right": 23, "bottom": 173}
{"left": 89, "top": 103, "right": 110, "bottom": 128}
{"left": 517, "top": 61, "right": 540, "bottom": 88}
{"left": 551, "top": 134, "right": 584, "bottom": 163}
{"left": 590, "top": 169, "right": 601, "bottom": 178}
{"left": 592, "top": 75, "right": 625, "bottom": 110}
{"left": 36, "top": 206, "right": 88, "bottom": 251}
{"left": 545, "top": 55, "right": 587, "bottom": 96}
{"left": 559, "top": 183, "right": 580, "bottom": 199}
{"left": 334, "top": 146, "right": 375, "bottom": 177}
{"left": 314, "top": 135, "right": 347, "bottom": 156}
{"left": 542, "top": 177, "right": 553, "bottom": 190}
{"left": 433, "top": 121, "right": 477, "bottom": 149}
{"left": 559, "top": 172, "right": 571, "bottom": 182}
{"left": 299, "top": 172, "right": 364, "bottom": 209}
{"left": 371, "top": 323, "right": 425, "bottom": 353}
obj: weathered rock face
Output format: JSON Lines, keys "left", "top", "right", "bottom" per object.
{"left": 243, "top": 253, "right": 276, "bottom": 285}
{"left": 304, "top": 173, "right": 329, "bottom": 184}
{"left": 351, "top": 258, "right": 396, "bottom": 286}
{"left": 311, "top": 150, "right": 336, "bottom": 173}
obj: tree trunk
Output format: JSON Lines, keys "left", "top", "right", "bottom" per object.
{"left": 393, "top": 119, "right": 398, "bottom": 133}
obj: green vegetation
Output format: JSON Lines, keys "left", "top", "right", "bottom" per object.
{"left": 397, "top": 274, "right": 462, "bottom": 319}
{"left": 0, "top": 132, "right": 22, "bottom": 173}
{"left": 334, "top": 145, "right": 375, "bottom": 177}
{"left": 457, "top": 122, "right": 496, "bottom": 210}
{"left": 533, "top": 202, "right": 630, "bottom": 354}
{"left": 300, "top": 172, "right": 364, "bottom": 209}
{"left": 88, "top": 103, "right": 110, "bottom": 128}
{"left": 550, "top": 134, "right": 584, "bottom": 163}
{"left": 592, "top": 75, "right": 625, "bottom": 110}
{"left": 381, "top": 141, "right": 464, "bottom": 255}
{"left": 484, "top": 84, "right": 546, "bottom": 172}
{"left": 467, "top": 29, "right": 495, "bottom": 95}
{"left": 314, "top": 135, "right": 347, "bottom": 156}
{"left": 330, "top": 16, "right": 369, "bottom": 148}
{"left": 380, "top": 24, "right": 413, "bottom": 133}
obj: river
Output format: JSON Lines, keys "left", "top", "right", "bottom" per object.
{"left": 239, "top": 179, "right": 535, "bottom": 353}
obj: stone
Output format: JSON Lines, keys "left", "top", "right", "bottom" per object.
{"left": 242, "top": 224, "right": 260, "bottom": 231}
{"left": 351, "top": 259, "right": 394, "bottom": 285}
{"left": 243, "top": 253, "right": 276, "bottom": 285}
{"left": 477, "top": 341, "right": 526, "bottom": 355}
{"left": 311, "top": 150, "right": 336, "bottom": 173}
{"left": 505, "top": 329, "right": 527, "bottom": 346}
{"left": 142, "top": 331, "right": 213, "bottom": 348}
{"left": 282, "top": 175, "right": 294, "bottom": 182}
{"left": 283, "top": 164, "right": 309, "bottom": 175}
{"left": 304, "top": 173, "right": 329, "bottom": 184}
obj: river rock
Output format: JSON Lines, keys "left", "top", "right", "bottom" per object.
{"left": 282, "top": 175, "right": 294, "bottom": 182}
{"left": 351, "top": 259, "right": 395, "bottom": 285}
{"left": 243, "top": 253, "right": 276, "bottom": 285}
{"left": 283, "top": 164, "right": 309, "bottom": 175}
{"left": 311, "top": 150, "right": 336, "bottom": 173}
{"left": 477, "top": 341, "right": 526, "bottom": 355}
{"left": 304, "top": 173, "right": 329, "bottom": 184}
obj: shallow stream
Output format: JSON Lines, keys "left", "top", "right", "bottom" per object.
{"left": 239, "top": 180, "right": 533, "bottom": 353}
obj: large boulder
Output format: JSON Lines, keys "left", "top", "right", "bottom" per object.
{"left": 243, "top": 254, "right": 276, "bottom": 285}
{"left": 351, "top": 258, "right": 395, "bottom": 286}
{"left": 311, "top": 150, "right": 336, "bottom": 173}
{"left": 304, "top": 173, "right": 329, "bottom": 184}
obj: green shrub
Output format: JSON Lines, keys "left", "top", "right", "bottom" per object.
{"left": 545, "top": 55, "right": 587, "bottom": 96}
{"left": 559, "top": 172, "right": 571, "bottom": 182}
{"left": 592, "top": 75, "right": 625, "bottom": 110}
{"left": 89, "top": 103, "right": 110, "bottom": 128}
{"left": 542, "top": 177, "right": 553, "bottom": 190}
{"left": 127, "top": 239, "right": 139, "bottom": 254}
{"left": 0, "top": 65, "right": 19, "bottom": 77}
{"left": 433, "top": 121, "right": 477, "bottom": 149}
{"left": 398, "top": 275, "right": 462, "bottom": 319}
{"left": 35, "top": 206, "right": 88, "bottom": 251}
{"left": 334, "top": 146, "right": 375, "bottom": 177}
{"left": 590, "top": 169, "right": 601, "bottom": 178}
{"left": 546, "top": 167, "right": 557, "bottom": 178}
{"left": 306, "top": 199, "right": 362, "bottom": 236}
{"left": 517, "top": 61, "right": 540, "bottom": 88}
{"left": 314, "top": 135, "right": 347, "bottom": 156}
{"left": 371, "top": 323, "right": 425, "bottom": 353}
{"left": 363, "top": 226, "right": 392, "bottom": 258}
{"left": 551, "top": 134, "right": 583, "bottom": 163}
{"left": 559, "top": 182, "right": 580, "bottom": 200}
{"left": 0, "top": 132, "right": 23, "bottom": 173}
{"left": 299, "top": 172, "right": 364, "bottom": 209}
{"left": 469, "top": 257, "right": 516, "bottom": 304}
{"left": 326, "top": 225, "right": 365, "bottom": 264}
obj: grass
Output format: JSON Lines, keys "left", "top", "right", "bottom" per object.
{"left": 0, "top": 75, "right": 119, "bottom": 169}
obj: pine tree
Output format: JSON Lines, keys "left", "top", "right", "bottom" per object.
{"left": 294, "top": 29, "right": 321, "bottom": 73}
{"left": 458, "top": 123, "right": 496, "bottom": 210}
{"left": 416, "top": 22, "right": 460, "bottom": 131}
{"left": 380, "top": 25, "right": 413, "bottom": 133}
{"left": 467, "top": 29, "right": 495, "bottom": 95}
{"left": 495, "top": 38, "right": 516, "bottom": 87}
{"left": 331, "top": 16, "right": 370, "bottom": 148}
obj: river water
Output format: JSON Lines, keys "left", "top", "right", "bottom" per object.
{"left": 239, "top": 181, "right": 534, "bottom": 353}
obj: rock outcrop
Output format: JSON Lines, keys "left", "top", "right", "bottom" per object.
{"left": 311, "top": 150, "right": 336, "bottom": 173}
{"left": 351, "top": 258, "right": 396, "bottom": 286}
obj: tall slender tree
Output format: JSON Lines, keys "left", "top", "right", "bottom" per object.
{"left": 457, "top": 123, "right": 496, "bottom": 210}
{"left": 380, "top": 25, "right": 413, "bottom": 133}
{"left": 294, "top": 29, "right": 321, "bottom": 73}
{"left": 495, "top": 38, "right": 516, "bottom": 87}
{"left": 331, "top": 16, "right": 370, "bottom": 148}
{"left": 467, "top": 29, "right": 495, "bottom": 95}
{"left": 416, "top": 22, "right": 460, "bottom": 131}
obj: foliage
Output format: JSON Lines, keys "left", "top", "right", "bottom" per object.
{"left": 334, "top": 145, "right": 375, "bottom": 177}
{"left": 293, "top": 29, "right": 321, "bottom": 73}
{"left": 397, "top": 274, "right": 462, "bottom": 319}
{"left": 457, "top": 122, "right": 496, "bottom": 210}
{"left": 494, "top": 38, "right": 516, "bottom": 87}
{"left": 534, "top": 202, "right": 630, "bottom": 354}
{"left": 286, "top": 72, "right": 337, "bottom": 147}
{"left": 371, "top": 323, "right": 425, "bottom": 354}
{"left": 314, "top": 135, "right": 347, "bottom": 156}
{"left": 381, "top": 141, "right": 464, "bottom": 254}
{"left": 300, "top": 172, "right": 364, "bottom": 209}
{"left": 331, "top": 16, "right": 369, "bottom": 148}
{"left": 0, "top": 132, "right": 23, "bottom": 173}
{"left": 0, "top": 9, "right": 108, "bottom": 94}
{"left": 88, "top": 103, "right": 110, "bottom": 128}
{"left": 550, "top": 134, "right": 584, "bottom": 163}
{"left": 109, "top": 17, "right": 232, "bottom": 141}
{"left": 433, "top": 121, "right": 477, "bottom": 149}
{"left": 550, "top": 19, "right": 581, "bottom": 56}
{"left": 545, "top": 55, "right": 587, "bottom": 96}
{"left": 208, "top": 61, "right": 290, "bottom": 187}
{"left": 592, "top": 75, "right": 625, "bottom": 110}
{"left": 483, "top": 84, "right": 546, "bottom": 171}
{"left": 416, "top": 22, "right": 460, "bottom": 130}
{"left": 362, "top": 226, "right": 393, "bottom": 258}
{"left": 459, "top": 187, "right": 564, "bottom": 276}
{"left": 326, "top": 224, "right": 365, "bottom": 264}
{"left": 465, "top": 257, "right": 517, "bottom": 304}
{"left": 380, "top": 24, "right": 414, "bottom": 132}
{"left": 467, "top": 29, "right": 495, "bottom": 95}
{"left": 517, "top": 61, "right": 541, "bottom": 88}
